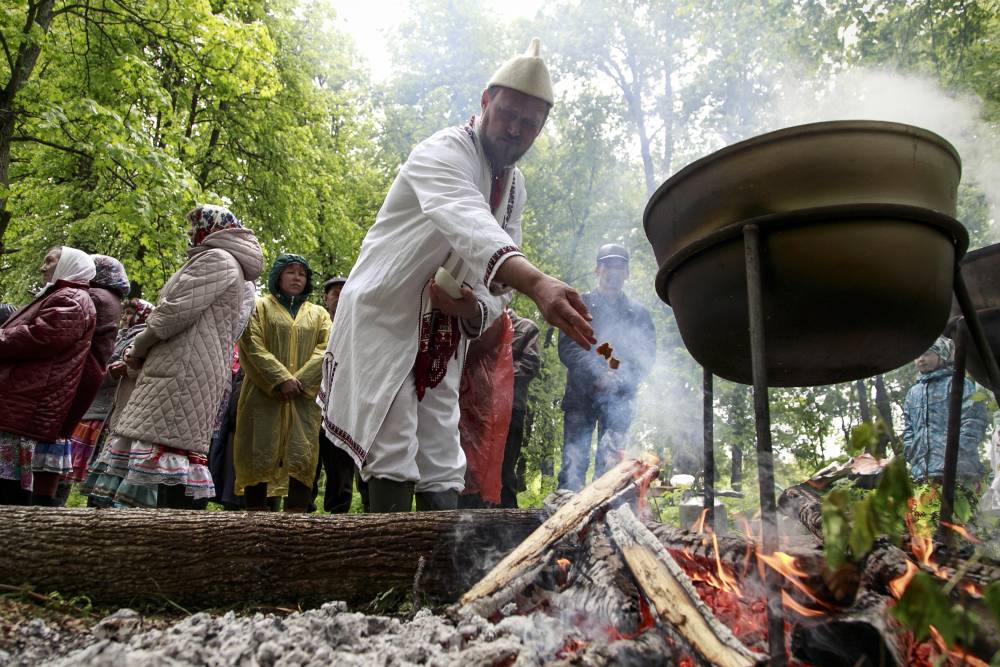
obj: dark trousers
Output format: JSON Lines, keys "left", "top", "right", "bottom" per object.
{"left": 557, "top": 399, "right": 633, "bottom": 491}
{"left": 312, "top": 429, "right": 363, "bottom": 514}
{"left": 499, "top": 408, "right": 527, "bottom": 508}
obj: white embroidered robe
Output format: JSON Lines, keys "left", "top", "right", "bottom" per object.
{"left": 318, "top": 117, "right": 526, "bottom": 468}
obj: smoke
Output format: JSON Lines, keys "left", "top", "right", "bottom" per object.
{"left": 767, "top": 67, "right": 1000, "bottom": 237}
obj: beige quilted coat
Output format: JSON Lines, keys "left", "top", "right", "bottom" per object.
{"left": 113, "top": 228, "right": 263, "bottom": 453}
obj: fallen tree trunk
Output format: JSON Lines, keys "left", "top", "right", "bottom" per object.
{"left": 0, "top": 507, "right": 543, "bottom": 608}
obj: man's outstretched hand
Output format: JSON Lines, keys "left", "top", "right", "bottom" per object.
{"left": 495, "top": 255, "right": 595, "bottom": 349}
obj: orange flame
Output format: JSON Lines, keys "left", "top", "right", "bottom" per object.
{"left": 940, "top": 520, "right": 982, "bottom": 545}
{"left": 710, "top": 531, "right": 742, "bottom": 596}
{"left": 928, "top": 625, "right": 989, "bottom": 667}
{"left": 888, "top": 561, "right": 918, "bottom": 599}
{"left": 959, "top": 581, "right": 983, "bottom": 598}
{"left": 556, "top": 558, "right": 571, "bottom": 571}
{"left": 780, "top": 589, "right": 825, "bottom": 618}
{"left": 691, "top": 508, "right": 709, "bottom": 534}
{"left": 757, "top": 551, "right": 833, "bottom": 610}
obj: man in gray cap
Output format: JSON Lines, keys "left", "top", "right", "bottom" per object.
{"left": 557, "top": 243, "right": 656, "bottom": 490}
{"left": 318, "top": 40, "right": 595, "bottom": 513}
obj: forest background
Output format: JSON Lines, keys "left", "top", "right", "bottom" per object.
{"left": 1, "top": 0, "right": 997, "bottom": 506}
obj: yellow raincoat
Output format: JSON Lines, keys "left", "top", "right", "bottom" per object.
{"left": 233, "top": 294, "right": 331, "bottom": 495}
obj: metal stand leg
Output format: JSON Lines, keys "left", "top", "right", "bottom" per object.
{"left": 940, "top": 327, "right": 967, "bottom": 543}
{"left": 954, "top": 271, "right": 1000, "bottom": 398}
{"left": 743, "top": 224, "right": 786, "bottom": 665}
{"left": 703, "top": 368, "right": 715, "bottom": 528}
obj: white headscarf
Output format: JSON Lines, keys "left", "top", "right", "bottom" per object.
{"left": 40, "top": 246, "right": 96, "bottom": 294}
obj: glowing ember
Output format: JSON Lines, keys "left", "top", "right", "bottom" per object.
{"left": 780, "top": 590, "right": 825, "bottom": 618}
{"left": 888, "top": 561, "right": 918, "bottom": 600}
{"left": 940, "top": 520, "right": 982, "bottom": 545}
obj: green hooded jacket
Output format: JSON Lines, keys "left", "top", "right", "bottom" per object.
{"left": 267, "top": 254, "right": 313, "bottom": 318}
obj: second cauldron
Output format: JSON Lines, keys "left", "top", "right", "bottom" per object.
{"left": 645, "top": 121, "right": 969, "bottom": 387}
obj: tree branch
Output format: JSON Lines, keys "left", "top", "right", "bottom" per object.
{"left": 0, "top": 32, "right": 13, "bottom": 73}
{"left": 10, "top": 134, "right": 92, "bottom": 160}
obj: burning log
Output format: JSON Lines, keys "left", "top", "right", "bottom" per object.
{"left": 790, "top": 590, "right": 905, "bottom": 667}
{"left": 606, "top": 505, "right": 765, "bottom": 667}
{"left": 459, "top": 457, "right": 658, "bottom": 614}
{"left": 777, "top": 485, "right": 824, "bottom": 542}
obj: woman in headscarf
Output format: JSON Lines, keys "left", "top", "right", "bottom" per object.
{"left": 61, "top": 255, "right": 130, "bottom": 484}
{"left": 80, "top": 298, "right": 153, "bottom": 506}
{"left": 233, "top": 254, "right": 331, "bottom": 512}
{"left": 0, "top": 246, "right": 97, "bottom": 505}
{"left": 85, "top": 204, "right": 263, "bottom": 507}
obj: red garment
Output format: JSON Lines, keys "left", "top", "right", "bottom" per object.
{"left": 459, "top": 312, "right": 514, "bottom": 504}
{"left": 62, "top": 285, "right": 124, "bottom": 432}
{"left": 0, "top": 281, "right": 97, "bottom": 441}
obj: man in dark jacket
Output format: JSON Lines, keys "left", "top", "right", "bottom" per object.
{"left": 499, "top": 308, "right": 541, "bottom": 507}
{"left": 557, "top": 244, "right": 656, "bottom": 490}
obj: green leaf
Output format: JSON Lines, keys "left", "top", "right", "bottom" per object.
{"left": 985, "top": 582, "right": 1000, "bottom": 628}
{"left": 822, "top": 489, "right": 851, "bottom": 567}
{"left": 891, "top": 571, "right": 978, "bottom": 646}
{"left": 847, "top": 422, "right": 878, "bottom": 456}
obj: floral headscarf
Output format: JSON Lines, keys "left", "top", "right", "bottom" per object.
{"left": 928, "top": 336, "right": 954, "bottom": 364}
{"left": 91, "top": 255, "right": 130, "bottom": 298}
{"left": 123, "top": 298, "right": 154, "bottom": 328}
{"left": 186, "top": 204, "right": 243, "bottom": 248}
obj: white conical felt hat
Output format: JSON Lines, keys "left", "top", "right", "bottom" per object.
{"left": 487, "top": 38, "right": 554, "bottom": 105}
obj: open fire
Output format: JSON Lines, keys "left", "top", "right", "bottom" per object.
{"left": 454, "top": 458, "right": 994, "bottom": 667}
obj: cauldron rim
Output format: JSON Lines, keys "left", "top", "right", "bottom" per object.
{"left": 642, "top": 120, "right": 962, "bottom": 238}
{"left": 653, "top": 203, "right": 969, "bottom": 305}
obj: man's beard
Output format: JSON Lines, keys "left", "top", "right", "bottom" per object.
{"left": 478, "top": 123, "right": 527, "bottom": 170}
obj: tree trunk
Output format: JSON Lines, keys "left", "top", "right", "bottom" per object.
{"left": 873, "top": 375, "right": 897, "bottom": 456}
{"left": 0, "top": 0, "right": 58, "bottom": 250}
{"left": 0, "top": 507, "right": 543, "bottom": 608}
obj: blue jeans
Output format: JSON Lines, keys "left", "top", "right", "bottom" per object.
{"left": 557, "top": 398, "right": 634, "bottom": 491}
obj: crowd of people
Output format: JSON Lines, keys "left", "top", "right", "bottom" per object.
{"left": 0, "top": 39, "right": 993, "bottom": 516}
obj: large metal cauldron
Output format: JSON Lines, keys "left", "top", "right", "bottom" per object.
{"left": 645, "top": 121, "right": 968, "bottom": 386}
{"left": 949, "top": 243, "right": 1000, "bottom": 389}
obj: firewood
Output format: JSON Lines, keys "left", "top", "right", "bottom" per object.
{"left": 459, "top": 457, "right": 658, "bottom": 610}
{"left": 0, "top": 507, "right": 543, "bottom": 608}
{"left": 777, "top": 484, "right": 824, "bottom": 542}
{"left": 606, "top": 505, "right": 765, "bottom": 667}
{"left": 790, "top": 590, "right": 905, "bottom": 667}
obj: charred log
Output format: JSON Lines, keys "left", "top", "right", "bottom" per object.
{"left": 790, "top": 590, "right": 904, "bottom": 667}
{"left": 0, "top": 507, "right": 543, "bottom": 608}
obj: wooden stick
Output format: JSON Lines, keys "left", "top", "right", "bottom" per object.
{"left": 459, "top": 457, "right": 658, "bottom": 607}
{"left": 606, "top": 505, "right": 765, "bottom": 667}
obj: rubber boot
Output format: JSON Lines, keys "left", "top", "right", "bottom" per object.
{"left": 244, "top": 483, "right": 270, "bottom": 511}
{"left": 284, "top": 478, "right": 312, "bottom": 513}
{"left": 367, "top": 478, "right": 415, "bottom": 513}
{"left": 415, "top": 489, "right": 459, "bottom": 511}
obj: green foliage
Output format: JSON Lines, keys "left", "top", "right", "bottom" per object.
{"left": 821, "top": 457, "right": 912, "bottom": 567}
{"left": 891, "top": 571, "right": 979, "bottom": 646}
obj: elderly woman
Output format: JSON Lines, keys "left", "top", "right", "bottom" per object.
{"left": 234, "top": 254, "right": 331, "bottom": 512}
{"left": 85, "top": 205, "right": 263, "bottom": 507}
{"left": 0, "top": 246, "right": 97, "bottom": 505}
{"left": 79, "top": 298, "right": 153, "bottom": 505}
{"left": 61, "top": 255, "right": 130, "bottom": 484}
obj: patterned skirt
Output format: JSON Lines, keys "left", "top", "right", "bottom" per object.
{"left": 82, "top": 435, "right": 215, "bottom": 508}
{"left": 0, "top": 431, "right": 35, "bottom": 490}
{"left": 63, "top": 419, "right": 106, "bottom": 483}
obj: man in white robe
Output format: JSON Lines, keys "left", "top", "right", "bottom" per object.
{"left": 318, "top": 39, "right": 594, "bottom": 512}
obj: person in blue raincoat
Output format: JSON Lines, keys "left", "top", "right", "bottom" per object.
{"left": 901, "top": 336, "right": 987, "bottom": 484}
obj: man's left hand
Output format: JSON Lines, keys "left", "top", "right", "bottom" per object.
{"left": 429, "top": 281, "right": 479, "bottom": 320}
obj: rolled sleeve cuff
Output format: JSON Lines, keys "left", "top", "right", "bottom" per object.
{"left": 483, "top": 245, "right": 524, "bottom": 289}
{"left": 460, "top": 299, "right": 488, "bottom": 339}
